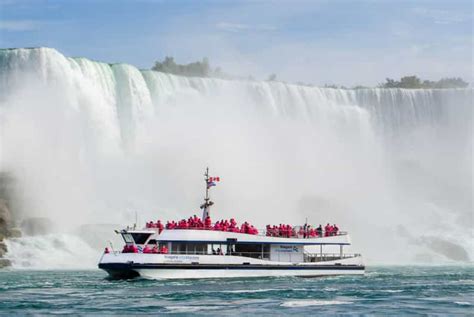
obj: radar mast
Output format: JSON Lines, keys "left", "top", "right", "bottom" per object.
{"left": 200, "top": 167, "right": 215, "bottom": 219}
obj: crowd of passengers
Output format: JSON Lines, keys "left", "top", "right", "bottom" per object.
{"left": 145, "top": 215, "right": 259, "bottom": 235}
{"left": 145, "top": 215, "right": 339, "bottom": 238}
{"left": 120, "top": 244, "right": 169, "bottom": 254}
{"left": 266, "top": 223, "right": 339, "bottom": 238}
{"left": 112, "top": 221, "right": 340, "bottom": 254}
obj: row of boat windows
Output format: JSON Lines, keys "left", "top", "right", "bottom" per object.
{"left": 122, "top": 233, "right": 273, "bottom": 259}
{"left": 144, "top": 241, "right": 271, "bottom": 259}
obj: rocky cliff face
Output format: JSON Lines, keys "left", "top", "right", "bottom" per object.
{"left": 0, "top": 173, "right": 21, "bottom": 268}
{"left": 0, "top": 199, "right": 12, "bottom": 267}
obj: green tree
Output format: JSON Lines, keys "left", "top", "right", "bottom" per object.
{"left": 434, "top": 77, "right": 469, "bottom": 88}
{"left": 380, "top": 78, "right": 399, "bottom": 88}
{"left": 398, "top": 76, "right": 422, "bottom": 88}
{"left": 352, "top": 85, "right": 369, "bottom": 90}
{"left": 152, "top": 56, "right": 212, "bottom": 77}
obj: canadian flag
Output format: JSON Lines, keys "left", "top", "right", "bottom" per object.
{"left": 209, "top": 177, "right": 220, "bottom": 182}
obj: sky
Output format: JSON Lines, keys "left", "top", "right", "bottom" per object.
{"left": 0, "top": 0, "right": 472, "bottom": 86}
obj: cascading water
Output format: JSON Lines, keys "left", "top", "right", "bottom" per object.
{"left": 0, "top": 47, "right": 472, "bottom": 267}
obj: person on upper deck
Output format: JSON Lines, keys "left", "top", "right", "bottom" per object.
{"left": 317, "top": 225, "right": 323, "bottom": 237}
{"left": 325, "top": 223, "right": 331, "bottom": 236}
{"left": 328, "top": 225, "right": 334, "bottom": 236}
{"left": 205, "top": 216, "right": 212, "bottom": 228}
{"left": 156, "top": 220, "right": 164, "bottom": 233}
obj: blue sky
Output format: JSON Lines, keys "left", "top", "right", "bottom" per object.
{"left": 0, "top": 0, "right": 472, "bottom": 86}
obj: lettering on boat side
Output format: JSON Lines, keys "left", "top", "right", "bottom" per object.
{"left": 276, "top": 245, "right": 300, "bottom": 253}
{"left": 164, "top": 255, "right": 200, "bottom": 263}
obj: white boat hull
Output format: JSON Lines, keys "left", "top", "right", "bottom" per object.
{"left": 136, "top": 267, "right": 364, "bottom": 279}
{"left": 99, "top": 253, "right": 365, "bottom": 279}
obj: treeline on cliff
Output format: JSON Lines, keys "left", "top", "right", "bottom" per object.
{"left": 379, "top": 76, "right": 468, "bottom": 89}
{"left": 151, "top": 57, "right": 469, "bottom": 89}
{"left": 152, "top": 56, "right": 230, "bottom": 78}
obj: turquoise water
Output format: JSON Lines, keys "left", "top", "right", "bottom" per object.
{"left": 0, "top": 266, "right": 472, "bottom": 315}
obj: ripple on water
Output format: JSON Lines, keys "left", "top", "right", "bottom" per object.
{"left": 165, "top": 305, "right": 229, "bottom": 313}
{"left": 280, "top": 299, "right": 353, "bottom": 307}
{"left": 222, "top": 288, "right": 285, "bottom": 294}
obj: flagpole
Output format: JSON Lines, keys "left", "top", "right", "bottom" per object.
{"left": 205, "top": 167, "right": 210, "bottom": 203}
{"left": 202, "top": 167, "right": 212, "bottom": 220}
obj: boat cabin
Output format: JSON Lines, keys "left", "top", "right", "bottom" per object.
{"left": 118, "top": 229, "right": 352, "bottom": 264}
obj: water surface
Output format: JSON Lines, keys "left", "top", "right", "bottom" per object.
{"left": 0, "top": 266, "right": 472, "bottom": 315}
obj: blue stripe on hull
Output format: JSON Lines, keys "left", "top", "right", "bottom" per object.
{"left": 99, "top": 263, "right": 365, "bottom": 271}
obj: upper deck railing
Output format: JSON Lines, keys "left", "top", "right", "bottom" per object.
{"left": 143, "top": 226, "right": 348, "bottom": 239}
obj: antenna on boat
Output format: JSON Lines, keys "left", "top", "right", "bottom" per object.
{"left": 200, "top": 167, "right": 215, "bottom": 219}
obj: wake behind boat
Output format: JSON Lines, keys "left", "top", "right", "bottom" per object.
{"left": 98, "top": 169, "right": 365, "bottom": 279}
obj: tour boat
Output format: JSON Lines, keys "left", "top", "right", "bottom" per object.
{"left": 98, "top": 169, "right": 365, "bottom": 279}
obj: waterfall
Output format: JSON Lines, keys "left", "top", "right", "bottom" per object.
{"left": 0, "top": 47, "right": 472, "bottom": 266}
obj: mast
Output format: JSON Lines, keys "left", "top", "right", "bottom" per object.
{"left": 200, "top": 167, "right": 214, "bottom": 219}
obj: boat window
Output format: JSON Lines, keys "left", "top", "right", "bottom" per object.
{"left": 210, "top": 244, "right": 228, "bottom": 255}
{"left": 171, "top": 243, "right": 187, "bottom": 254}
{"left": 235, "top": 243, "right": 269, "bottom": 259}
{"left": 121, "top": 233, "right": 134, "bottom": 244}
{"left": 186, "top": 243, "right": 207, "bottom": 254}
{"left": 130, "top": 233, "right": 152, "bottom": 244}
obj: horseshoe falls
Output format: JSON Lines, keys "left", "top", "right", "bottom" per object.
{"left": 0, "top": 47, "right": 472, "bottom": 266}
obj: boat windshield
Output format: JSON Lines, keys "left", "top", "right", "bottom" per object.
{"left": 131, "top": 233, "right": 152, "bottom": 244}
{"left": 122, "top": 232, "right": 152, "bottom": 244}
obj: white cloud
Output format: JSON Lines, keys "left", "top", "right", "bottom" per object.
{"left": 0, "top": 20, "right": 39, "bottom": 31}
{"left": 216, "top": 22, "right": 276, "bottom": 33}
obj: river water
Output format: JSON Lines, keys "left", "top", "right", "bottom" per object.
{"left": 0, "top": 266, "right": 472, "bottom": 315}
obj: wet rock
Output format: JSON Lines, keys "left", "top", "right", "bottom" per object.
{"left": 8, "top": 228, "right": 22, "bottom": 238}
{"left": 0, "top": 199, "right": 11, "bottom": 238}
{"left": 0, "top": 241, "right": 7, "bottom": 257}
{"left": 0, "top": 258, "right": 11, "bottom": 268}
